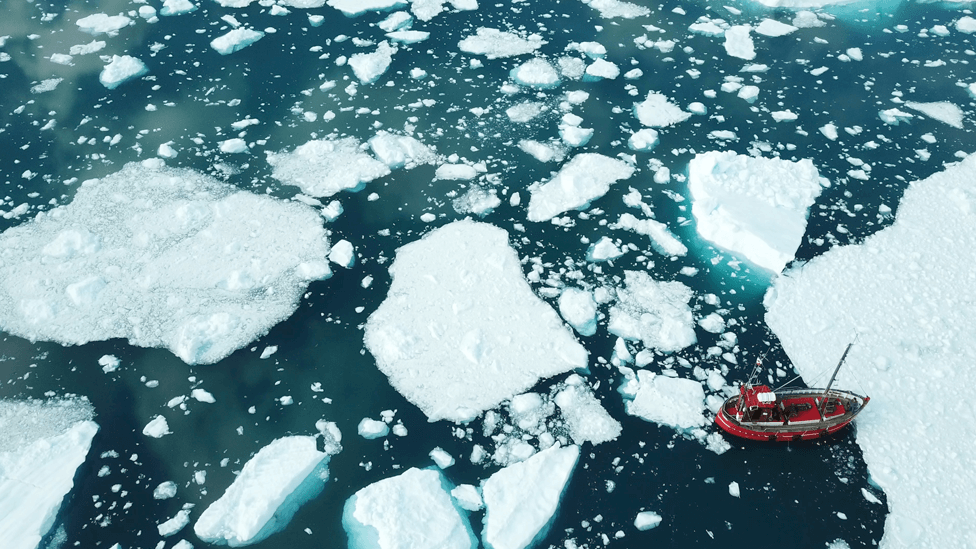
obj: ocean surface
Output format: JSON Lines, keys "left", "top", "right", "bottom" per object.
{"left": 1, "top": 0, "right": 973, "bottom": 547}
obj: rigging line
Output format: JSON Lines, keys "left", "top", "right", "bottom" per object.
{"left": 773, "top": 373, "right": 804, "bottom": 392}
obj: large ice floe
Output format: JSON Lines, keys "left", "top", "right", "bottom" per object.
{"left": 457, "top": 28, "right": 546, "bottom": 58}
{"left": 482, "top": 444, "right": 580, "bottom": 549}
{"left": 608, "top": 270, "right": 697, "bottom": 353}
{"left": 267, "top": 137, "right": 392, "bottom": 198}
{"left": 527, "top": 153, "right": 635, "bottom": 222}
{"left": 688, "top": 151, "right": 828, "bottom": 273}
{"left": 195, "top": 428, "right": 342, "bottom": 546}
{"left": 0, "top": 161, "right": 333, "bottom": 364}
{"left": 0, "top": 398, "right": 99, "bottom": 549}
{"left": 343, "top": 467, "right": 477, "bottom": 549}
{"left": 364, "top": 220, "right": 588, "bottom": 422}
{"left": 765, "top": 154, "right": 976, "bottom": 549}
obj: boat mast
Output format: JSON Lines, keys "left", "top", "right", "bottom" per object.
{"left": 819, "top": 341, "right": 854, "bottom": 415}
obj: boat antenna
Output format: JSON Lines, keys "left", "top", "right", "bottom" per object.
{"left": 819, "top": 339, "right": 856, "bottom": 415}
{"left": 746, "top": 351, "right": 767, "bottom": 386}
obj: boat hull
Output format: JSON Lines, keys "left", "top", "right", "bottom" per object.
{"left": 715, "top": 388, "right": 869, "bottom": 442}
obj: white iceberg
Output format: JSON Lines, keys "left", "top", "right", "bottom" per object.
{"left": 194, "top": 432, "right": 341, "bottom": 546}
{"left": 527, "top": 154, "right": 635, "bottom": 222}
{"left": 364, "top": 220, "right": 588, "bottom": 422}
{"left": 0, "top": 162, "right": 333, "bottom": 365}
{"left": 482, "top": 444, "right": 580, "bottom": 549}
{"left": 621, "top": 370, "right": 705, "bottom": 431}
{"left": 688, "top": 150, "right": 827, "bottom": 273}
{"left": 765, "top": 154, "right": 976, "bottom": 549}
{"left": 210, "top": 28, "right": 265, "bottom": 55}
{"left": 634, "top": 92, "right": 691, "bottom": 128}
{"left": 458, "top": 28, "right": 545, "bottom": 59}
{"left": 267, "top": 137, "right": 391, "bottom": 198}
{"left": 0, "top": 399, "right": 98, "bottom": 549}
{"left": 608, "top": 271, "right": 696, "bottom": 353}
{"left": 99, "top": 55, "right": 148, "bottom": 89}
{"left": 343, "top": 467, "right": 476, "bottom": 549}
{"left": 349, "top": 41, "right": 397, "bottom": 84}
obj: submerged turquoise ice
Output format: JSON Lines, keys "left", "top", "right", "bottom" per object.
{"left": 0, "top": 0, "right": 973, "bottom": 548}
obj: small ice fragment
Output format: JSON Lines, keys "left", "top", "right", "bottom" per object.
{"left": 143, "top": 416, "right": 171, "bottom": 438}
{"left": 357, "top": 418, "right": 389, "bottom": 439}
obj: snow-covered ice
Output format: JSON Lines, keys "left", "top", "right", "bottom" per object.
{"left": 608, "top": 271, "right": 696, "bottom": 353}
{"left": 329, "top": 239, "right": 356, "bottom": 268}
{"left": 349, "top": 41, "right": 397, "bottom": 84}
{"left": 364, "top": 220, "right": 588, "bottom": 422}
{"left": 755, "top": 19, "right": 797, "bottom": 36}
{"left": 558, "top": 288, "right": 598, "bottom": 336}
{"left": 0, "top": 162, "right": 333, "bottom": 365}
{"left": 99, "top": 55, "right": 148, "bottom": 89}
{"left": 268, "top": 137, "right": 391, "bottom": 198}
{"left": 458, "top": 28, "right": 545, "bottom": 58}
{"left": 634, "top": 92, "right": 692, "bottom": 128}
{"left": 430, "top": 447, "right": 455, "bottom": 468}
{"left": 194, "top": 431, "right": 341, "bottom": 546}
{"left": 554, "top": 374, "right": 621, "bottom": 445}
{"left": 903, "top": 101, "right": 964, "bottom": 129}
{"left": 621, "top": 370, "right": 705, "bottom": 431}
{"left": 210, "top": 28, "right": 265, "bottom": 55}
{"left": 611, "top": 213, "right": 687, "bottom": 257}
{"left": 580, "top": 0, "right": 649, "bottom": 18}
{"left": 368, "top": 131, "right": 436, "bottom": 169}
{"left": 143, "top": 415, "right": 172, "bottom": 438}
{"left": 527, "top": 154, "right": 635, "bottom": 222}
{"left": 688, "top": 151, "right": 827, "bottom": 273}
{"left": 511, "top": 58, "right": 561, "bottom": 88}
{"left": 766, "top": 154, "right": 976, "bottom": 549}
{"left": 160, "top": 0, "right": 198, "bottom": 16}
{"left": 482, "top": 444, "right": 580, "bottom": 549}
{"left": 357, "top": 418, "right": 389, "bottom": 439}
{"left": 76, "top": 14, "right": 131, "bottom": 36}
{"left": 724, "top": 26, "right": 755, "bottom": 60}
{"left": 343, "top": 467, "right": 476, "bottom": 549}
{"left": 328, "top": 0, "right": 408, "bottom": 16}
{"left": 634, "top": 511, "right": 662, "bottom": 531}
{"left": 0, "top": 398, "right": 98, "bottom": 549}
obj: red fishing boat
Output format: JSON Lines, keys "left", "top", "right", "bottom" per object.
{"left": 715, "top": 343, "right": 870, "bottom": 442}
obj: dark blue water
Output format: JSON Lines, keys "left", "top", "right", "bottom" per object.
{"left": 2, "top": 0, "right": 973, "bottom": 547}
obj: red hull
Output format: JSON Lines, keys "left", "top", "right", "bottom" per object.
{"left": 715, "top": 388, "right": 869, "bottom": 442}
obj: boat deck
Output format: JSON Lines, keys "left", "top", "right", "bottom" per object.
{"left": 783, "top": 396, "right": 847, "bottom": 424}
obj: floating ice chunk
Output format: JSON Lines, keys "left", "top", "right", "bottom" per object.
{"left": 268, "top": 137, "right": 391, "bottom": 198}
{"left": 634, "top": 511, "right": 662, "bottom": 531}
{"left": 327, "top": 0, "right": 407, "bottom": 16}
{"left": 357, "top": 418, "right": 389, "bottom": 439}
{"left": 878, "top": 108, "right": 913, "bottom": 125}
{"left": 99, "top": 354, "right": 120, "bottom": 373}
{"left": 698, "top": 312, "right": 725, "bottom": 334}
{"left": 154, "top": 481, "right": 178, "bottom": 500}
{"left": 506, "top": 101, "right": 545, "bottom": 123}
{"left": 957, "top": 16, "right": 976, "bottom": 33}
{"left": 210, "top": 28, "right": 265, "bottom": 55}
{"left": 558, "top": 124, "right": 594, "bottom": 147}
{"left": 755, "top": 19, "right": 797, "bottom": 36}
{"left": 158, "top": 142, "right": 179, "bottom": 158}
{"left": 609, "top": 271, "right": 696, "bottom": 353}
{"left": 364, "top": 220, "right": 588, "bottom": 422}
{"left": 99, "top": 55, "right": 147, "bottom": 89}
{"left": 554, "top": 374, "right": 621, "bottom": 444}
{"left": 527, "top": 154, "right": 634, "bottom": 222}
{"left": 435, "top": 163, "right": 479, "bottom": 180}
{"left": 482, "top": 444, "right": 580, "bottom": 549}
{"left": 611, "top": 213, "right": 687, "bottom": 257}
{"left": 453, "top": 187, "right": 501, "bottom": 216}
{"left": 159, "top": 509, "right": 191, "bottom": 537}
{"left": 195, "top": 433, "right": 340, "bottom": 546}
{"left": 30, "top": 78, "right": 62, "bottom": 94}
{"left": 430, "top": 447, "right": 455, "bottom": 468}
{"left": 579, "top": 0, "right": 650, "bottom": 18}
{"left": 329, "top": 240, "right": 356, "bottom": 268}
{"left": 451, "top": 484, "right": 484, "bottom": 511}
{"left": 558, "top": 288, "right": 598, "bottom": 336}
{"left": 766, "top": 154, "right": 976, "bottom": 549}
{"left": 519, "top": 140, "right": 564, "bottom": 163}
{"left": 219, "top": 138, "right": 248, "bottom": 154}
{"left": 143, "top": 415, "right": 171, "bottom": 438}
{"left": 160, "top": 0, "right": 197, "bottom": 16}
{"left": 511, "top": 58, "right": 561, "bottom": 88}
{"left": 627, "top": 129, "right": 659, "bottom": 152}
{"left": 724, "top": 26, "right": 755, "bottom": 60}
{"left": 622, "top": 370, "right": 705, "bottom": 430}
{"left": 379, "top": 11, "right": 413, "bottom": 31}
{"left": 586, "top": 237, "right": 624, "bottom": 262}
{"left": 634, "top": 92, "right": 691, "bottom": 127}
{"left": 387, "top": 30, "right": 430, "bottom": 44}
{"left": 76, "top": 14, "right": 131, "bottom": 36}
{"left": 0, "top": 163, "right": 331, "bottom": 364}
{"left": 368, "top": 131, "right": 436, "bottom": 169}
{"left": 820, "top": 123, "right": 838, "bottom": 140}
{"left": 584, "top": 58, "right": 619, "bottom": 80}
{"left": 792, "top": 11, "right": 824, "bottom": 28}
{"left": 904, "top": 101, "right": 964, "bottom": 129}
{"left": 70, "top": 40, "right": 106, "bottom": 55}
{"left": 458, "top": 28, "right": 545, "bottom": 59}
{"left": 349, "top": 41, "right": 397, "bottom": 84}
{"left": 343, "top": 468, "right": 476, "bottom": 549}
{"left": 0, "top": 399, "right": 98, "bottom": 549}
{"left": 688, "top": 151, "right": 827, "bottom": 273}
{"left": 728, "top": 481, "right": 740, "bottom": 498}
{"left": 771, "top": 110, "right": 798, "bottom": 122}
{"left": 191, "top": 388, "right": 216, "bottom": 403}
